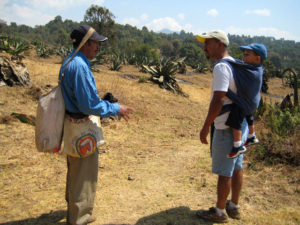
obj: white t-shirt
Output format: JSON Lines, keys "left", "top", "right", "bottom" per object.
{"left": 211, "top": 56, "right": 237, "bottom": 129}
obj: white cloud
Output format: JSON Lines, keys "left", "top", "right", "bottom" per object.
{"left": 3, "top": 3, "right": 54, "bottom": 26}
{"left": 141, "top": 13, "right": 148, "bottom": 21}
{"left": 122, "top": 14, "right": 150, "bottom": 27}
{"left": 178, "top": 13, "right": 185, "bottom": 20}
{"left": 184, "top": 23, "right": 192, "bottom": 31}
{"left": 0, "top": 0, "right": 10, "bottom": 8}
{"left": 226, "top": 26, "right": 299, "bottom": 42}
{"left": 122, "top": 17, "right": 140, "bottom": 27}
{"left": 245, "top": 9, "right": 271, "bottom": 16}
{"left": 0, "top": 0, "right": 105, "bottom": 26}
{"left": 23, "top": 0, "right": 105, "bottom": 11}
{"left": 207, "top": 9, "right": 218, "bottom": 17}
{"left": 146, "top": 17, "right": 183, "bottom": 32}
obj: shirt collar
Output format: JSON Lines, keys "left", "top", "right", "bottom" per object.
{"left": 72, "top": 49, "right": 91, "bottom": 67}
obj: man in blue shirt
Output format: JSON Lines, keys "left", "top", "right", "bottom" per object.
{"left": 60, "top": 25, "right": 133, "bottom": 225}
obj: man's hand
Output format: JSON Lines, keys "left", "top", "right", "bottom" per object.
{"left": 119, "top": 104, "right": 134, "bottom": 121}
{"left": 200, "top": 126, "right": 209, "bottom": 144}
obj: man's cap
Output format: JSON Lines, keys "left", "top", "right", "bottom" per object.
{"left": 196, "top": 30, "right": 229, "bottom": 46}
{"left": 70, "top": 25, "right": 107, "bottom": 44}
{"left": 240, "top": 43, "right": 267, "bottom": 61}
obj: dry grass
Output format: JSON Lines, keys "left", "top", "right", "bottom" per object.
{"left": 0, "top": 54, "right": 299, "bottom": 225}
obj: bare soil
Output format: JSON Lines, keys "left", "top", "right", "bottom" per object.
{"left": 0, "top": 54, "right": 299, "bottom": 225}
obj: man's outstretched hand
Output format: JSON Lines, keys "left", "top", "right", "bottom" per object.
{"left": 119, "top": 104, "right": 134, "bottom": 121}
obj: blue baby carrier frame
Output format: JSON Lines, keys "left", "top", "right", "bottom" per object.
{"left": 219, "top": 58, "right": 263, "bottom": 114}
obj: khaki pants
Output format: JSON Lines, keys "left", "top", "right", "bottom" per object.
{"left": 66, "top": 151, "right": 98, "bottom": 225}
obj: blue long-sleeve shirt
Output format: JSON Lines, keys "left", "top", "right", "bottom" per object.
{"left": 58, "top": 50, "right": 120, "bottom": 117}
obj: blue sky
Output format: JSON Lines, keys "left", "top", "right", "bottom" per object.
{"left": 1, "top": 0, "right": 300, "bottom": 42}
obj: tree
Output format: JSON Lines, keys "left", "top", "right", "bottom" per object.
{"left": 171, "top": 39, "right": 182, "bottom": 57}
{"left": 56, "top": 28, "right": 69, "bottom": 46}
{"left": 160, "top": 40, "right": 174, "bottom": 57}
{"left": 269, "top": 52, "right": 282, "bottom": 70}
{"left": 134, "top": 44, "right": 158, "bottom": 65}
{"left": 229, "top": 43, "right": 243, "bottom": 60}
{"left": 83, "top": 5, "right": 116, "bottom": 48}
{"left": 179, "top": 41, "right": 207, "bottom": 67}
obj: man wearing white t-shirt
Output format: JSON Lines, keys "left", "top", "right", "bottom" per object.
{"left": 196, "top": 30, "right": 248, "bottom": 223}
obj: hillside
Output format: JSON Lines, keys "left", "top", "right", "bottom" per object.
{"left": 0, "top": 54, "right": 299, "bottom": 225}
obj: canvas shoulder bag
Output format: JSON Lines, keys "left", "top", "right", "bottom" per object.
{"left": 62, "top": 115, "right": 105, "bottom": 158}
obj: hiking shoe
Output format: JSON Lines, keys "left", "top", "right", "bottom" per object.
{"left": 67, "top": 216, "right": 96, "bottom": 225}
{"left": 87, "top": 216, "right": 97, "bottom": 224}
{"left": 245, "top": 136, "right": 259, "bottom": 146}
{"left": 227, "top": 146, "right": 247, "bottom": 159}
{"left": 196, "top": 207, "right": 228, "bottom": 223}
{"left": 226, "top": 200, "right": 241, "bottom": 220}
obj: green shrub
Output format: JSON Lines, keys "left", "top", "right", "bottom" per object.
{"left": 265, "top": 105, "right": 300, "bottom": 137}
{"left": 254, "top": 98, "right": 267, "bottom": 120}
{"left": 138, "top": 76, "right": 148, "bottom": 83}
{"left": 251, "top": 104, "right": 300, "bottom": 165}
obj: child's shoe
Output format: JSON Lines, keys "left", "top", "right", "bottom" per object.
{"left": 227, "top": 146, "right": 247, "bottom": 159}
{"left": 245, "top": 136, "right": 259, "bottom": 146}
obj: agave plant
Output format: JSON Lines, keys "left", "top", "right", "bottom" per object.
{"left": 142, "top": 57, "right": 185, "bottom": 95}
{"left": 0, "top": 36, "right": 29, "bottom": 59}
{"left": 176, "top": 57, "right": 187, "bottom": 74}
{"left": 109, "top": 55, "right": 122, "bottom": 71}
{"left": 0, "top": 36, "right": 9, "bottom": 50}
{"left": 36, "top": 42, "right": 51, "bottom": 58}
{"left": 194, "top": 62, "right": 208, "bottom": 73}
{"left": 89, "top": 52, "right": 108, "bottom": 72}
{"left": 139, "top": 56, "right": 157, "bottom": 73}
{"left": 56, "top": 46, "right": 72, "bottom": 61}
{"left": 127, "top": 53, "right": 137, "bottom": 65}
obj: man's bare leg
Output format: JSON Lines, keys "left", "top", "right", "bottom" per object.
{"left": 231, "top": 169, "right": 243, "bottom": 205}
{"left": 217, "top": 175, "right": 231, "bottom": 209}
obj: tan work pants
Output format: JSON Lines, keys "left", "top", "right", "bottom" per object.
{"left": 66, "top": 151, "right": 98, "bottom": 225}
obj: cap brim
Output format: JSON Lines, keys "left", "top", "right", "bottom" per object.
{"left": 90, "top": 32, "right": 108, "bottom": 42}
{"left": 197, "top": 35, "right": 207, "bottom": 43}
{"left": 240, "top": 45, "right": 253, "bottom": 51}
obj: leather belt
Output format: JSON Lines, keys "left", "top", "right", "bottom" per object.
{"left": 66, "top": 110, "right": 87, "bottom": 119}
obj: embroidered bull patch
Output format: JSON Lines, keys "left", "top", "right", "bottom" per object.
{"left": 75, "top": 133, "right": 96, "bottom": 157}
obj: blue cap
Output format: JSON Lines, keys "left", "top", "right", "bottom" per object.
{"left": 71, "top": 25, "right": 107, "bottom": 45}
{"left": 240, "top": 43, "right": 267, "bottom": 61}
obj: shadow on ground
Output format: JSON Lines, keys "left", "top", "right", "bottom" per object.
{"left": 135, "top": 206, "right": 213, "bottom": 225}
{"left": 0, "top": 210, "right": 66, "bottom": 225}
{"left": 0, "top": 207, "right": 213, "bottom": 225}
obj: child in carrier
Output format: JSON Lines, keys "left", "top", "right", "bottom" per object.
{"left": 227, "top": 43, "right": 267, "bottom": 158}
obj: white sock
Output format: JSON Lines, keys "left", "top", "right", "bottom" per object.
{"left": 234, "top": 141, "right": 242, "bottom": 148}
{"left": 229, "top": 200, "right": 240, "bottom": 209}
{"left": 248, "top": 132, "right": 256, "bottom": 138}
{"left": 215, "top": 207, "right": 226, "bottom": 216}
